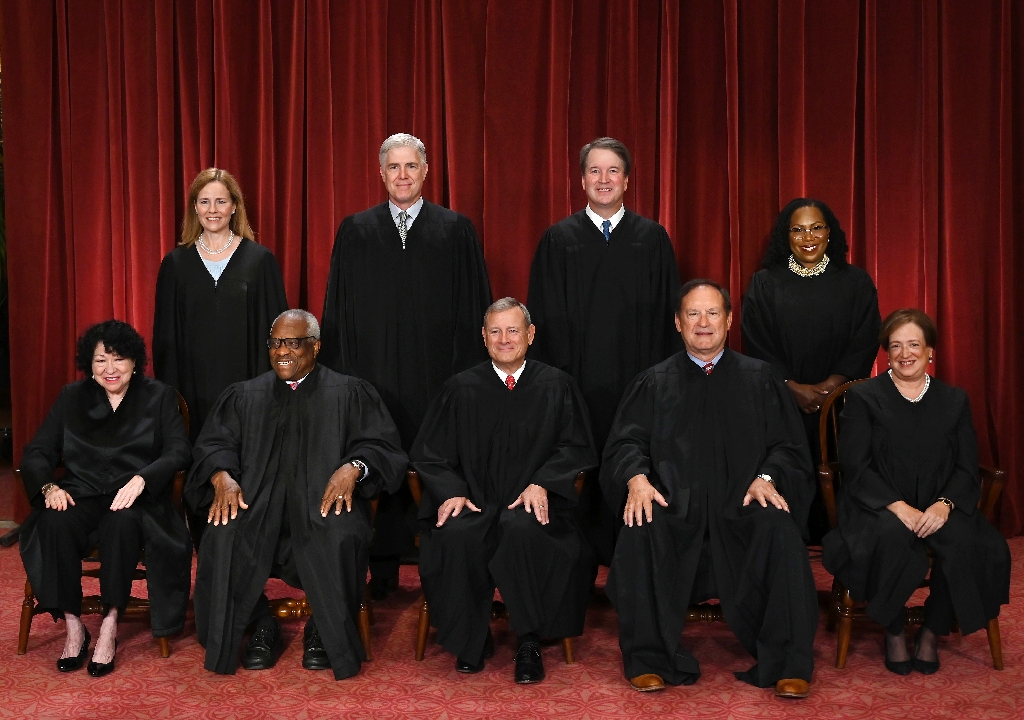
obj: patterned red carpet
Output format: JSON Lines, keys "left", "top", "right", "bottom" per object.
{"left": 1, "top": 540, "right": 1021, "bottom": 719}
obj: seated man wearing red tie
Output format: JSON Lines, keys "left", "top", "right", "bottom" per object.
{"left": 412, "top": 297, "right": 598, "bottom": 684}
{"left": 601, "top": 279, "right": 819, "bottom": 698}
{"left": 185, "top": 310, "right": 407, "bottom": 680}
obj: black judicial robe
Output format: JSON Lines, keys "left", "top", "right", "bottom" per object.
{"left": 412, "top": 361, "right": 598, "bottom": 661}
{"left": 153, "top": 239, "right": 288, "bottom": 443}
{"left": 528, "top": 209, "right": 682, "bottom": 565}
{"left": 19, "top": 376, "right": 192, "bottom": 635}
{"left": 185, "top": 364, "right": 407, "bottom": 680}
{"left": 320, "top": 200, "right": 492, "bottom": 449}
{"left": 822, "top": 374, "right": 1010, "bottom": 634}
{"left": 601, "top": 349, "right": 817, "bottom": 686}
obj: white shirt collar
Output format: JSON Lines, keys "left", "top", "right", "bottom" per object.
{"left": 283, "top": 371, "right": 311, "bottom": 387}
{"left": 492, "top": 360, "right": 527, "bottom": 385}
{"left": 389, "top": 197, "right": 424, "bottom": 226}
{"left": 585, "top": 204, "right": 626, "bottom": 234}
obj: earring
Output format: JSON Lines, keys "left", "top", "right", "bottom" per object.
{"left": 929, "top": 356, "right": 933, "bottom": 363}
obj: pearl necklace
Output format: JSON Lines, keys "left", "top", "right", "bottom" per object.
{"left": 788, "top": 252, "right": 829, "bottom": 277}
{"left": 197, "top": 230, "right": 235, "bottom": 255}
{"left": 889, "top": 369, "right": 931, "bottom": 403}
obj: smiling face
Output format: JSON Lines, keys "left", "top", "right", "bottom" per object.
{"left": 581, "top": 148, "right": 629, "bottom": 217}
{"left": 887, "top": 322, "right": 932, "bottom": 384}
{"left": 92, "top": 342, "right": 135, "bottom": 397}
{"left": 269, "top": 316, "right": 320, "bottom": 382}
{"left": 788, "top": 205, "right": 830, "bottom": 268}
{"left": 675, "top": 285, "right": 732, "bottom": 361}
{"left": 380, "top": 145, "right": 428, "bottom": 209}
{"left": 194, "top": 181, "right": 236, "bottom": 235}
{"left": 482, "top": 307, "right": 535, "bottom": 373}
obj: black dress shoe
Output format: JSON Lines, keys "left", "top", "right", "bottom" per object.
{"left": 57, "top": 628, "right": 90, "bottom": 673}
{"left": 912, "top": 627, "right": 940, "bottom": 675}
{"left": 241, "top": 619, "right": 282, "bottom": 670}
{"left": 455, "top": 629, "right": 494, "bottom": 673}
{"left": 513, "top": 641, "right": 545, "bottom": 684}
{"left": 87, "top": 640, "right": 117, "bottom": 678}
{"left": 883, "top": 632, "right": 912, "bottom": 676}
{"left": 302, "top": 620, "right": 331, "bottom": 670}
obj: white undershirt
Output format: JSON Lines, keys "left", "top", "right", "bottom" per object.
{"left": 493, "top": 360, "right": 526, "bottom": 386}
{"left": 585, "top": 204, "right": 626, "bottom": 233}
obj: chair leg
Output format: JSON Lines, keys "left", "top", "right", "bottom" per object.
{"left": 364, "top": 584, "right": 375, "bottom": 626}
{"left": 158, "top": 636, "right": 171, "bottom": 658}
{"left": 18, "top": 581, "right": 35, "bottom": 655}
{"left": 835, "top": 587, "right": 855, "bottom": 669}
{"left": 561, "top": 637, "right": 575, "bottom": 664}
{"left": 827, "top": 579, "right": 840, "bottom": 632}
{"left": 358, "top": 601, "right": 373, "bottom": 662}
{"left": 986, "top": 617, "right": 1004, "bottom": 670}
{"left": 415, "top": 597, "right": 430, "bottom": 661}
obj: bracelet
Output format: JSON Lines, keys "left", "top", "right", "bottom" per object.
{"left": 41, "top": 483, "right": 59, "bottom": 497}
{"left": 937, "top": 497, "right": 954, "bottom": 511}
{"left": 757, "top": 474, "right": 775, "bottom": 487}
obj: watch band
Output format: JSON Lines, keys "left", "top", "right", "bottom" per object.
{"left": 350, "top": 459, "right": 369, "bottom": 483}
{"left": 937, "top": 496, "right": 954, "bottom": 511}
{"left": 757, "top": 473, "right": 775, "bottom": 487}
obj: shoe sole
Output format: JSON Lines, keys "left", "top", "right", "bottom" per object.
{"left": 631, "top": 684, "right": 666, "bottom": 692}
{"left": 774, "top": 690, "right": 809, "bottom": 699}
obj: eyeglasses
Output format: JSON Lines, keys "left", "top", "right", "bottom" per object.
{"left": 790, "top": 224, "right": 829, "bottom": 238}
{"left": 266, "top": 336, "right": 315, "bottom": 350}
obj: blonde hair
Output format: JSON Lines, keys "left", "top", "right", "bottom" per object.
{"left": 180, "top": 168, "right": 255, "bottom": 246}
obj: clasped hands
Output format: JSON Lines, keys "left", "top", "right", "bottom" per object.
{"left": 623, "top": 474, "right": 790, "bottom": 527}
{"left": 787, "top": 375, "right": 846, "bottom": 415}
{"left": 44, "top": 475, "right": 145, "bottom": 512}
{"left": 887, "top": 499, "right": 950, "bottom": 538}
{"left": 435, "top": 483, "right": 550, "bottom": 527}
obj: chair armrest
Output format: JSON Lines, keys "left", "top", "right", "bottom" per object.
{"left": 978, "top": 465, "right": 1006, "bottom": 524}
{"left": 573, "top": 471, "right": 586, "bottom": 498}
{"left": 407, "top": 469, "right": 423, "bottom": 506}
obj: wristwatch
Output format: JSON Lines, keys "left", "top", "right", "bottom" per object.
{"left": 350, "top": 459, "right": 369, "bottom": 483}
{"left": 937, "top": 496, "right": 955, "bottom": 511}
{"left": 756, "top": 474, "right": 775, "bottom": 487}
{"left": 41, "top": 482, "right": 59, "bottom": 497}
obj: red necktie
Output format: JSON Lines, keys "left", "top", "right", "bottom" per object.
{"left": 506, "top": 375, "right": 515, "bottom": 391}
{"left": 703, "top": 362, "right": 714, "bottom": 376}
{"left": 289, "top": 381, "right": 299, "bottom": 390}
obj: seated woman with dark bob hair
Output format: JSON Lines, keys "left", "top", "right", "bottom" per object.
{"left": 18, "top": 320, "right": 192, "bottom": 677}
{"left": 822, "top": 309, "right": 1010, "bottom": 675}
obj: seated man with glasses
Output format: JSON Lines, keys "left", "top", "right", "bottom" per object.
{"left": 602, "top": 280, "right": 818, "bottom": 698}
{"left": 185, "top": 309, "right": 407, "bottom": 680}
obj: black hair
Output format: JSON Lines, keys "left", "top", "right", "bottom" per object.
{"left": 675, "top": 278, "right": 732, "bottom": 314}
{"left": 75, "top": 319, "right": 148, "bottom": 374}
{"left": 761, "top": 197, "right": 850, "bottom": 269}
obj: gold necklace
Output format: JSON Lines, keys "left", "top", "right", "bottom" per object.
{"left": 788, "top": 253, "right": 829, "bottom": 277}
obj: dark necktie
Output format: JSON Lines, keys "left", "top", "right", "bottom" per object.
{"left": 506, "top": 375, "right": 515, "bottom": 391}
{"left": 703, "top": 362, "right": 714, "bottom": 376}
{"left": 397, "top": 210, "right": 409, "bottom": 249}
{"left": 289, "top": 381, "right": 299, "bottom": 390}
{"left": 602, "top": 219, "right": 611, "bottom": 243}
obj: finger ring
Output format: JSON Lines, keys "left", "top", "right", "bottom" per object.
{"left": 540, "top": 504, "right": 546, "bottom": 508}
{"left": 337, "top": 494, "right": 344, "bottom": 500}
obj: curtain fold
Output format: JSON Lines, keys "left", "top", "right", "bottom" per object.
{"left": 4, "top": 0, "right": 1023, "bottom": 534}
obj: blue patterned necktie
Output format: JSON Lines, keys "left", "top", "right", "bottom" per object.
{"left": 602, "top": 219, "right": 611, "bottom": 243}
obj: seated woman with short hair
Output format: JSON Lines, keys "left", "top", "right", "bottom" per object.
{"left": 822, "top": 309, "right": 1010, "bottom": 675}
{"left": 18, "top": 320, "right": 192, "bottom": 677}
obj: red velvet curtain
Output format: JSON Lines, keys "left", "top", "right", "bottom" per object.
{"left": 4, "top": 0, "right": 1023, "bottom": 534}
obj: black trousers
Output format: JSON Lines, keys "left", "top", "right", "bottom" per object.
{"left": 32, "top": 494, "right": 143, "bottom": 617}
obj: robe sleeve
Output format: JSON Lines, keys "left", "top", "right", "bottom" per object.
{"left": 252, "top": 249, "right": 289, "bottom": 377}
{"left": 830, "top": 269, "right": 881, "bottom": 380}
{"left": 937, "top": 392, "right": 981, "bottom": 515}
{"left": 152, "top": 253, "right": 179, "bottom": 389}
{"left": 136, "top": 383, "right": 192, "bottom": 497}
{"left": 837, "top": 389, "right": 904, "bottom": 511}
{"left": 185, "top": 384, "right": 245, "bottom": 511}
{"left": 319, "top": 220, "right": 351, "bottom": 374}
{"left": 340, "top": 379, "right": 408, "bottom": 499}
{"left": 526, "top": 229, "right": 571, "bottom": 371}
{"left": 740, "top": 272, "right": 790, "bottom": 380}
{"left": 450, "top": 216, "right": 493, "bottom": 374}
{"left": 410, "top": 381, "right": 471, "bottom": 518}
{"left": 20, "top": 386, "right": 70, "bottom": 501}
{"left": 599, "top": 370, "right": 657, "bottom": 513}
{"left": 528, "top": 377, "right": 599, "bottom": 503}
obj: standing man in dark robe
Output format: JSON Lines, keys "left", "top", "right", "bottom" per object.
{"left": 185, "top": 310, "right": 407, "bottom": 680}
{"left": 412, "top": 298, "right": 597, "bottom": 684}
{"left": 320, "top": 133, "right": 492, "bottom": 598}
{"left": 527, "top": 137, "right": 682, "bottom": 566}
{"left": 602, "top": 279, "right": 817, "bottom": 699}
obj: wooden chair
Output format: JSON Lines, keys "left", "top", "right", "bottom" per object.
{"left": 266, "top": 498, "right": 378, "bottom": 660}
{"left": 818, "top": 379, "right": 1005, "bottom": 670}
{"left": 18, "top": 392, "right": 191, "bottom": 659}
{"left": 407, "top": 469, "right": 585, "bottom": 663}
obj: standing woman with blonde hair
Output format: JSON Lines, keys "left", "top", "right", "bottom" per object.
{"left": 153, "top": 168, "right": 287, "bottom": 444}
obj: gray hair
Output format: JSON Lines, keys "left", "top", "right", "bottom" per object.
{"left": 272, "top": 309, "right": 321, "bottom": 339}
{"left": 483, "top": 297, "right": 531, "bottom": 327}
{"left": 379, "top": 133, "right": 427, "bottom": 167}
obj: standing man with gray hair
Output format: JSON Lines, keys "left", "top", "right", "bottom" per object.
{"left": 527, "top": 137, "right": 682, "bottom": 569}
{"left": 320, "top": 133, "right": 493, "bottom": 599}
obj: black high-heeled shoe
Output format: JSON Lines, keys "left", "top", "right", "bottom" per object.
{"left": 912, "top": 627, "right": 940, "bottom": 675}
{"left": 883, "top": 631, "right": 912, "bottom": 676}
{"left": 57, "top": 627, "right": 91, "bottom": 673}
{"left": 87, "top": 639, "right": 118, "bottom": 678}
